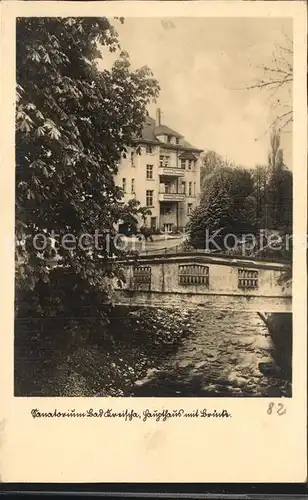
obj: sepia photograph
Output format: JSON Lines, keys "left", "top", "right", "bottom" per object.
{"left": 0, "top": 0, "right": 306, "bottom": 485}
{"left": 14, "top": 15, "right": 294, "bottom": 399}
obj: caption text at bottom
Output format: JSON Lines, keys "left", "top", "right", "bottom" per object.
{"left": 31, "top": 408, "right": 232, "bottom": 421}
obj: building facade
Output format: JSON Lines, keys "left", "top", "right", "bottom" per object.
{"left": 114, "top": 109, "right": 203, "bottom": 233}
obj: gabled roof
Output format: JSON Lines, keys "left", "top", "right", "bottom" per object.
{"left": 133, "top": 115, "right": 203, "bottom": 153}
{"left": 178, "top": 151, "right": 198, "bottom": 160}
{"left": 155, "top": 125, "right": 183, "bottom": 138}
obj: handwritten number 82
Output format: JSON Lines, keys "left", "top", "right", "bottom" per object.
{"left": 267, "top": 402, "right": 286, "bottom": 416}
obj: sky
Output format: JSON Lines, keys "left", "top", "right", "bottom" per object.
{"left": 99, "top": 17, "right": 292, "bottom": 169}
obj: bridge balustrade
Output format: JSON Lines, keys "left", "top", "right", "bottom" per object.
{"left": 238, "top": 269, "right": 259, "bottom": 289}
{"left": 178, "top": 265, "right": 209, "bottom": 286}
{"left": 113, "top": 253, "right": 292, "bottom": 312}
{"left": 133, "top": 266, "right": 152, "bottom": 290}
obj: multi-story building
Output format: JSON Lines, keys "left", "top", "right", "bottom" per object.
{"left": 114, "top": 109, "right": 203, "bottom": 233}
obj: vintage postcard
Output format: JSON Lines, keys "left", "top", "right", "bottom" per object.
{"left": 0, "top": 0, "right": 307, "bottom": 484}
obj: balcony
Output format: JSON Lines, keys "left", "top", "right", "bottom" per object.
{"left": 159, "top": 191, "right": 185, "bottom": 202}
{"left": 158, "top": 166, "right": 185, "bottom": 177}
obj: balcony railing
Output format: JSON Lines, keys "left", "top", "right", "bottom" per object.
{"left": 159, "top": 191, "right": 186, "bottom": 202}
{"left": 158, "top": 166, "right": 185, "bottom": 177}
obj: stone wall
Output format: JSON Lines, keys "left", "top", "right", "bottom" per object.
{"left": 114, "top": 254, "right": 292, "bottom": 312}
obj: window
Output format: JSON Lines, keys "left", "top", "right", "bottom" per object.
{"left": 180, "top": 159, "right": 186, "bottom": 170}
{"left": 188, "top": 160, "right": 193, "bottom": 171}
{"left": 160, "top": 155, "right": 170, "bottom": 168}
{"left": 146, "top": 190, "right": 154, "bottom": 207}
{"left": 188, "top": 182, "right": 192, "bottom": 196}
{"left": 178, "top": 265, "right": 209, "bottom": 286}
{"left": 238, "top": 269, "right": 259, "bottom": 289}
{"left": 164, "top": 183, "right": 173, "bottom": 194}
{"left": 164, "top": 223, "right": 173, "bottom": 233}
{"left": 182, "top": 181, "right": 186, "bottom": 194}
{"left": 131, "top": 151, "right": 135, "bottom": 167}
{"left": 122, "top": 178, "right": 126, "bottom": 192}
{"left": 133, "top": 266, "right": 151, "bottom": 290}
{"left": 167, "top": 135, "right": 172, "bottom": 143}
{"left": 146, "top": 165, "right": 153, "bottom": 179}
{"left": 146, "top": 145, "right": 153, "bottom": 154}
{"left": 131, "top": 178, "right": 135, "bottom": 193}
{"left": 187, "top": 203, "right": 193, "bottom": 215}
{"left": 194, "top": 182, "right": 196, "bottom": 197}
{"left": 176, "top": 138, "right": 179, "bottom": 145}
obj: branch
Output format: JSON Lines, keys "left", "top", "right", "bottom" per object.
{"left": 269, "top": 101, "right": 292, "bottom": 113}
{"left": 246, "top": 36, "right": 293, "bottom": 93}
{"left": 282, "top": 31, "right": 293, "bottom": 45}
{"left": 246, "top": 77, "right": 293, "bottom": 90}
{"left": 280, "top": 114, "right": 293, "bottom": 131}
{"left": 254, "top": 110, "right": 293, "bottom": 141}
{"left": 258, "top": 65, "right": 292, "bottom": 77}
{"left": 268, "top": 110, "right": 293, "bottom": 131}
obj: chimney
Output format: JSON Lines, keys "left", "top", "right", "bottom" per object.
{"left": 156, "top": 108, "right": 161, "bottom": 126}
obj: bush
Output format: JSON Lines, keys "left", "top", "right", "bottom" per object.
{"left": 15, "top": 306, "right": 194, "bottom": 396}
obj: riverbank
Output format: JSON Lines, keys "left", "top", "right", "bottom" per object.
{"left": 14, "top": 307, "right": 194, "bottom": 396}
{"left": 15, "top": 307, "right": 292, "bottom": 397}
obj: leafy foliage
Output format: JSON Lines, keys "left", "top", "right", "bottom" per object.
{"left": 200, "top": 150, "right": 228, "bottom": 187}
{"left": 190, "top": 128, "right": 292, "bottom": 252}
{"left": 15, "top": 17, "right": 160, "bottom": 329}
{"left": 251, "top": 129, "right": 292, "bottom": 233}
{"left": 267, "top": 129, "right": 292, "bottom": 232}
{"left": 15, "top": 307, "right": 194, "bottom": 397}
{"left": 188, "top": 166, "right": 257, "bottom": 249}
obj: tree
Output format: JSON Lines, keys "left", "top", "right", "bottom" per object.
{"left": 15, "top": 17, "right": 159, "bottom": 331}
{"left": 247, "top": 34, "right": 293, "bottom": 131}
{"left": 236, "top": 195, "right": 258, "bottom": 234}
{"left": 251, "top": 129, "right": 292, "bottom": 234}
{"left": 200, "top": 150, "right": 226, "bottom": 185}
{"left": 200, "top": 150, "right": 236, "bottom": 192}
{"left": 187, "top": 166, "right": 257, "bottom": 249}
{"left": 251, "top": 164, "right": 271, "bottom": 229}
{"left": 267, "top": 128, "right": 292, "bottom": 231}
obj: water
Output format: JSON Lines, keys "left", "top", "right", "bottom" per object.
{"left": 131, "top": 310, "right": 292, "bottom": 397}
{"left": 15, "top": 309, "right": 292, "bottom": 397}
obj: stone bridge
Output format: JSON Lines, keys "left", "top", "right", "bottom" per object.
{"left": 113, "top": 252, "right": 292, "bottom": 313}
